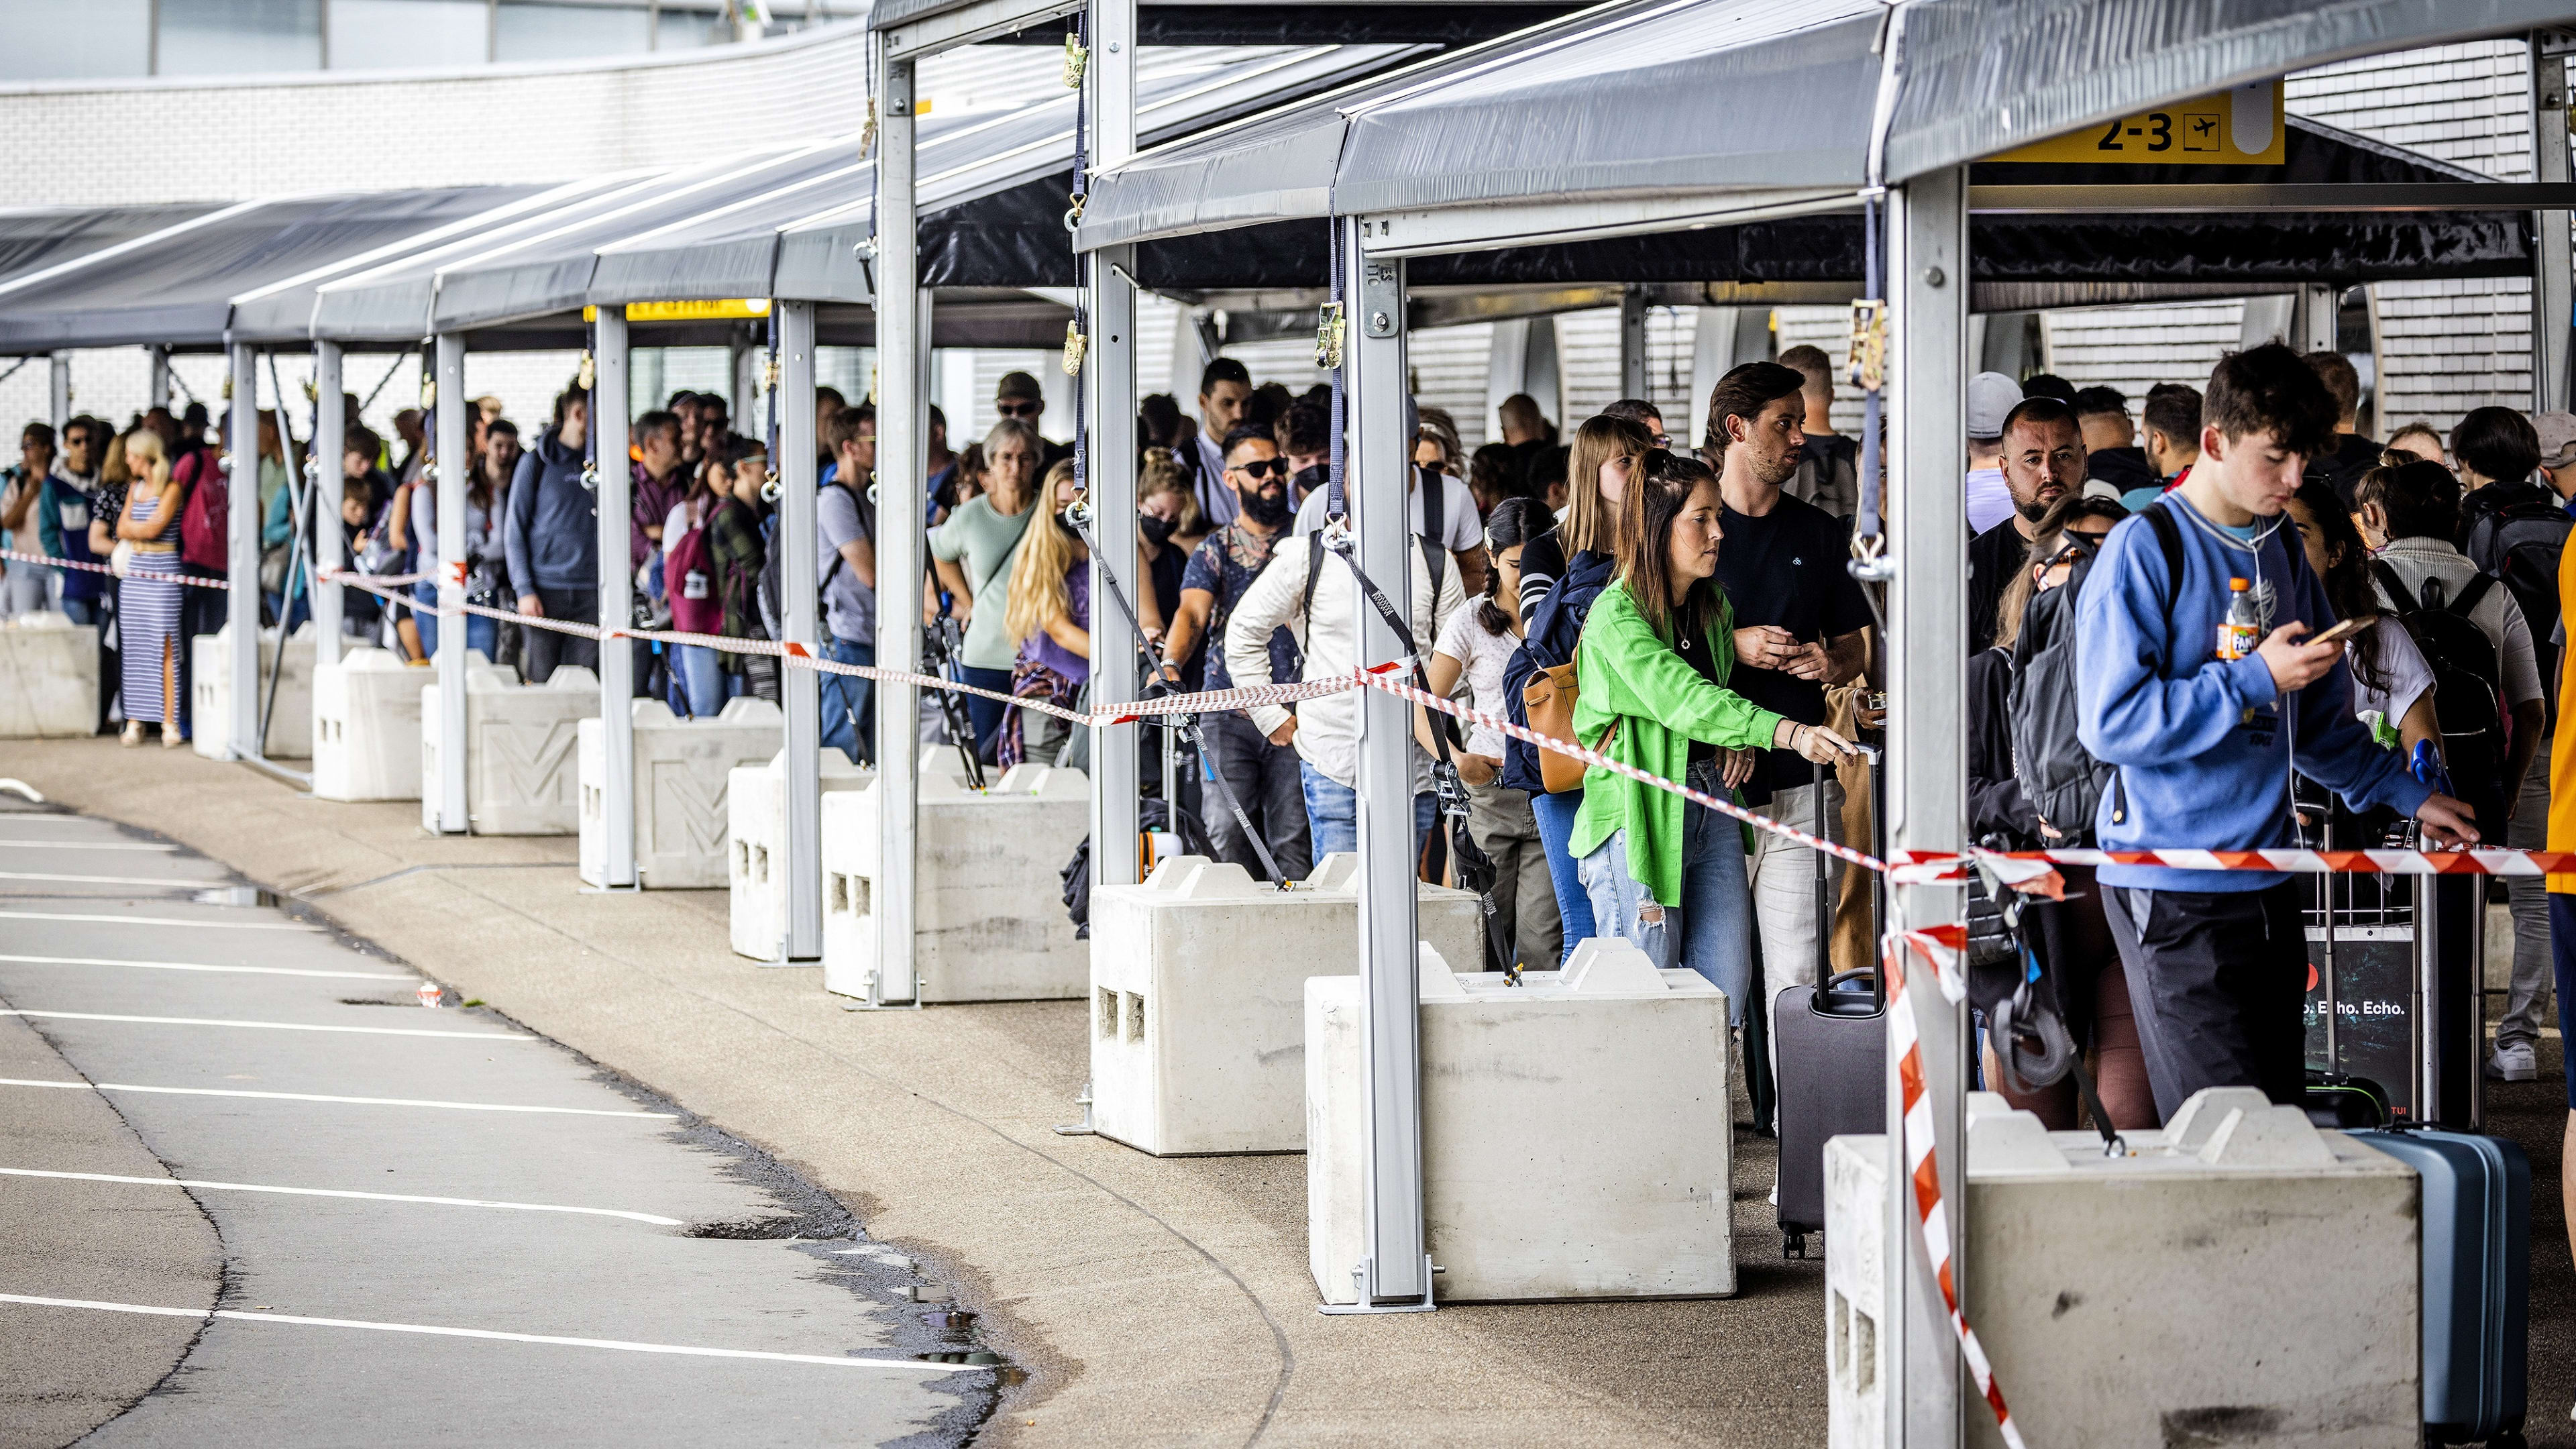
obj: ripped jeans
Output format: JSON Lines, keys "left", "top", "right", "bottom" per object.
{"left": 1573, "top": 759, "right": 1754, "bottom": 1026}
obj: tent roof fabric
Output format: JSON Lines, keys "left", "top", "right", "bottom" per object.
{"left": 0, "top": 188, "right": 541, "bottom": 352}
{"left": 0, "top": 204, "right": 224, "bottom": 294}
{"left": 765, "top": 42, "right": 1416, "bottom": 301}
{"left": 1077, "top": 0, "right": 2576, "bottom": 252}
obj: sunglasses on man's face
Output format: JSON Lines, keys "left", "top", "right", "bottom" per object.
{"left": 1230, "top": 458, "right": 1291, "bottom": 480}
{"left": 995, "top": 399, "right": 1043, "bottom": 419}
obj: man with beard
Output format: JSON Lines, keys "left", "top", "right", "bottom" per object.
{"left": 1187, "top": 359, "right": 1253, "bottom": 527}
{"left": 1968, "top": 396, "right": 2084, "bottom": 650}
{"left": 1707, "top": 362, "right": 1876, "bottom": 1042}
{"left": 1158, "top": 425, "right": 1311, "bottom": 878}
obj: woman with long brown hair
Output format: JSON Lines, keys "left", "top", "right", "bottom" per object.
{"left": 1566, "top": 449, "right": 1854, "bottom": 1015}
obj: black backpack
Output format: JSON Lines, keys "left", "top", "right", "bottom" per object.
{"left": 2373, "top": 561, "right": 2509, "bottom": 828}
{"left": 2006, "top": 504, "right": 2185, "bottom": 846}
{"left": 2460, "top": 486, "right": 2569, "bottom": 715}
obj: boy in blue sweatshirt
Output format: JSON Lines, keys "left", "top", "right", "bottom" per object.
{"left": 2076, "top": 344, "right": 2477, "bottom": 1119}
{"left": 501, "top": 381, "right": 598, "bottom": 684}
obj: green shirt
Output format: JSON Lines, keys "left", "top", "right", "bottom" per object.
{"left": 1567, "top": 580, "right": 1784, "bottom": 906}
{"left": 929, "top": 495, "right": 1038, "bottom": 670}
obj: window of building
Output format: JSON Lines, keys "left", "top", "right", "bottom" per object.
{"left": 330, "top": 0, "right": 490, "bottom": 70}
{"left": 158, "top": 0, "right": 325, "bottom": 75}
{"left": 494, "top": 1, "right": 650, "bottom": 63}
{"left": 0, "top": 0, "right": 154, "bottom": 80}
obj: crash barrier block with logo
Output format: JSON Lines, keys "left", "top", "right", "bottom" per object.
{"left": 576, "top": 696, "right": 782, "bottom": 890}
{"left": 421, "top": 663, "right": 598, "bottom": 835}
{"left": 819, "top": 757, "right": 1095, "bottom": 1004}
{"left": 1307, "top": 938, "right": 1733, "bottom": 1303}
{"left": 191, "top": 622, "right": 316, "bottom": 759}
{"left": 727, "top": 747, "right": 875, "bottom": 961}
{"left": 0, "top": 612, "right": 96, "bottom": 738}
{"left": 313, "top": 646, "right": 448, "bottom": 802}
{"left": 1088, "top": 853, "right": 1483, "bottom": 1156}
{"left": 1823, "top": 1089, "right": 2418, "bottom": 1448}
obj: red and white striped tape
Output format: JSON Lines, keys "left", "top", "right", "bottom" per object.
{"left": 2, "top": 546, "right": 436, "bottom": 592}
{"left": 1882, "top": 924, "right": 2026, "bottom": 1449}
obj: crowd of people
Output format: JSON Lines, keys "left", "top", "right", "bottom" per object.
{"left": 7, "top": 338, "right": 2575, "bottom": 1151}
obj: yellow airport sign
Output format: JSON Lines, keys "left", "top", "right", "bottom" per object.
{"left": 1990, "top": 80, "right": 2285, "bottom": 166}
{"left": 580, "top": 298, "right": 773, "bottom": 322}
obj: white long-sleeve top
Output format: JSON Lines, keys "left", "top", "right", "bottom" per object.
{"left": 1223, "top": 533, "right": 1464, "bottom": 794}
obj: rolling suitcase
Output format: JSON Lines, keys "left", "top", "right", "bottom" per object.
{"left": 1772, "top": 758, "right": 1878, "bottom": 1258}
{"left": 2350, "top": 1127, "right": 2530, "bottom": 1446}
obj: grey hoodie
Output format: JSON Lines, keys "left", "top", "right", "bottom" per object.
{"left": 501, "top": 427, "right": 596, "bottom": 593}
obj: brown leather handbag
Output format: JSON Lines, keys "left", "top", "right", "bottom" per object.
{"left": 1523, "top": 663, "right": 1614, "bottom": 794}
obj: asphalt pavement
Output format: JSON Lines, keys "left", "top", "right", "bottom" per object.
{"left": 0, "top": 797, "right": 998, "bottom": 1448}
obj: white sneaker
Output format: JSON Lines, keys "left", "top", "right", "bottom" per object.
{"left": 2487, "top": 1042, "right": 2538, "bottom": 1082}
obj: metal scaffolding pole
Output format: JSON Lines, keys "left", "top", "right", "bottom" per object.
{"left": 432, "top": 333, "right": 470, "bottom": 833}
{"left": 225, "top": 344, "right": 260, "bottom": 761}
{"left": 2535, "top": 36, "right": 2572, "bottom": 412}
{"left": 1617, "top": 284, "right": 1650, "bottom": 401}
{"left": 1086, "top": 0, "right": 1140, "bottom": 893}
{"left": 871, "top": 36, "right": 925, "bottom": 1002}
{"left": 594, "top": 310, "right": 639, "bottom": 887}
{"left": 779, "top": 298, "right": 823, "bottom": 959}
{"left": 148, "top": 346, "right": 171, "bottom": 413}
{"left": 47, "top": 354, "right": 70, "bottom": 436}
{"left": 1886, "top": 165, "right": 1970, "bottom": 1449}
{"left": 312, "top": 341, "right": 345, "bottom": 670}
{"left": 1344, "top": 220, "right": 1429, "bottom": 1308}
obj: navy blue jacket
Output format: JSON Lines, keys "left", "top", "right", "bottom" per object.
{"left": 1500, "top": 547, "right": 1617, "bottom": 794}
{"left": 501, "top": 427, "right": 596, "bottom": 593}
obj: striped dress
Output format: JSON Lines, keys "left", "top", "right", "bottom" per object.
{"left": 117, "top": 489, "right": 185, "bottom": 727}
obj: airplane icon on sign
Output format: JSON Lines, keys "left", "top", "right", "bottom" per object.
{"left": 2190, "top": 116, "right": 2219, "bottom": 140}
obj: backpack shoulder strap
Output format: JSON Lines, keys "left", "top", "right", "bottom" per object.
{"left": 2141, "top": 502, "right": 2185, "bottom": 610}
{"left": 2448, "top": 570, "right": 2497, "bottom": 619}
{"left": 2371, "top": 559, "right": 2423, "bottom": 615}
{"left": 1300, "top": 529, "right": 1325, "bottom": 624}
{"left": 1418, "top": 465, "right": 1447, "bottom": 592}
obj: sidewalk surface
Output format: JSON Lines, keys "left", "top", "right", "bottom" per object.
{"left": 7, "top": 737, "right": 2576, "bottom": 1447}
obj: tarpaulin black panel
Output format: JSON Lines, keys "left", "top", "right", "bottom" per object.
{"left": 1137, "top": 220, "right": 1332, "bottom": 291}
{"left": 1972, "top": 213, "right": 2534, "bottom": 285}
{"left": 922, "top": 176, "right": 1080, "bottom": 289}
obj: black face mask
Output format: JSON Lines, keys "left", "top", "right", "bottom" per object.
{"left": 1240, "top": 482, "right": 1293, "bottom": 528}
{"left": 1138, "top": 513, "right": 1178, "bottom": 547}
{"left": 1290, "top": 462, "right": 1328, "bottom": 502}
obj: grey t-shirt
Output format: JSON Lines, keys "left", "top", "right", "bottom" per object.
{"left": 817, "top": 480, "right": 877, "bottom": 648}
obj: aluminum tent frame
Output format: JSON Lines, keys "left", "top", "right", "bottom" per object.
{"left": 1073, "top": 0, "right": 2576, "bottom": 1435}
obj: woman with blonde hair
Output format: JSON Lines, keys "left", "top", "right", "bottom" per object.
{"left": 999, "top": 459, "right": 1091, "bottom": 766}
{"left": 113, "top": 427, "right": 190, "bottom": 747}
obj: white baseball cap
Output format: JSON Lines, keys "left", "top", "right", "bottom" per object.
{"left": 1967, "top": 372, "right": 2024, "bottom": 441}
{"left": 2534, "top": 411, "right": 2576, "bottom": 471}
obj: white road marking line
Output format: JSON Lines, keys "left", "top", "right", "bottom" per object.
{"left": 0, "top": 1008, "right": 528, "bottom": 1041}
{"left": 0, "top": 953, "right": 414, "bottom": 982}
{"left": 0, "top": 871, "right": 225, "bottom": 887}
{"left": 0, "top": 1168, "right": 683, "bottom": 1226}
{"left": 0, "top": 841, "right": 180, "bottom": 851}
{"left": 0, "top": 1077, "right": 676, "bottom": 1118}
{"left": 0, "top": 910, "right": 319, "bottom": 931}
{"left": 0, "top": 1295, "right": 970, "bottom": 1372}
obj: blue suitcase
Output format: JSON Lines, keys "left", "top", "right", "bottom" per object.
{"left": 2350, "top": 1128, "right": 2530, "bottom": 1445}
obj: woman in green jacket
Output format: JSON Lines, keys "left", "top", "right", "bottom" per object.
{"left": 1568, "top": 451, "right": 1854, "bottom": 1019}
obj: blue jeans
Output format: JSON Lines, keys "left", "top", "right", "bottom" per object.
{"left": 959, "top": 663, "right": 1014, "bottom": 761}
{"left": 1298, "top": 761, "right": 1436, "bottom": 860}
{"left": 1574, "top": 763, "right": 1752, "bottom": 1024}
{"left": 1529, "top": 788, "right": 1597, "bottom": 967}
{"left": 674, "top": 642, "right": 741, "bottom": 718}
{"left": 60, "top": 596, "right": 101, "bottom": 627}
{"left": 819, "top": 636, "right": 874, "bottom": 765}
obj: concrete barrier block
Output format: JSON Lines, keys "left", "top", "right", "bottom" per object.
{"left": 190, "top": 623, "right": 317, "bottom": 759}
{"left": 0, "top": 612, "right": 97, "bottom": 738}
{"left": 820, "top": 757, "right": 1095, "bottom": 1004}
{"left": 311, "top": 647, "right": 431, "bottom": 801}
{"left": 576, "top": 696, "right": 782, "bottom": 889}
{"left": 1824, "top": 1091, "right": 2419, "bottom": 1448}
{"left": 421, "top": 664, "right": 598, "bottom": 835}
{"left": 727, "top": 748, "right": 874, "bottom": 961}
{"left": 1307, "top": 944, "right": 1733, "bottom": 1302}
{"left": 1089, "top": 852, "right": 1483, "bottom": 1157}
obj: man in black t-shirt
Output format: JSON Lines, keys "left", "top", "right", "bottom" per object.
{"left": 1707, "top": 362, "right": 1876, "bottom": 1065}
{"left": 2302, "top": 351, "right": 2379, "bottom": 508}
{"left": 1966, "top": 396, "right": 2084, "bottom": 651}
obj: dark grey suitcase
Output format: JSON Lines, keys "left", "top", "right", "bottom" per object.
{"left": 2351, "top": 1127, "right": 2530, "bottom": 1445}
{"left": 1772, "top": 967, "right": 1882, "bottom": 1258}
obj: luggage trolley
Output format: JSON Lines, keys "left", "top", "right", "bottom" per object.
{"left": 2300, "top": 807, "right": 2485, "bottom": 1130}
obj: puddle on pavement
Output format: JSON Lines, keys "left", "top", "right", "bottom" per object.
{"left": 194, "top": 886, "right": 281, "bottom": 908}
